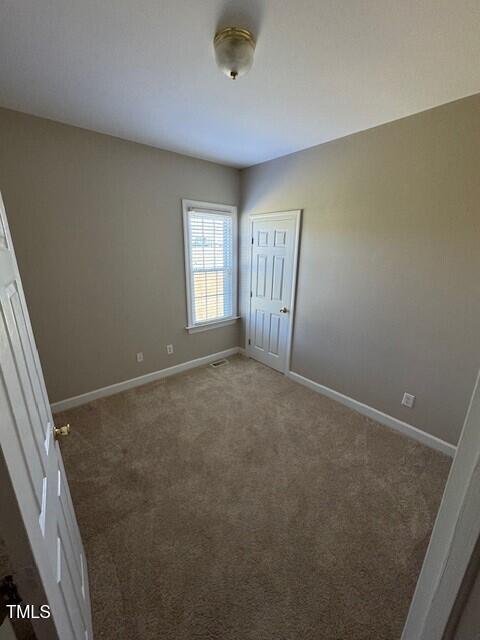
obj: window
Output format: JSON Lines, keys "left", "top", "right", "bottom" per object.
{"left": 182, "top": 200, "right": 238, "bottom": 332}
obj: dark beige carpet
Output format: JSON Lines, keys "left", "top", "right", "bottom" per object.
{"left": 56, "top": 355, "right": 450, "bottom": 639}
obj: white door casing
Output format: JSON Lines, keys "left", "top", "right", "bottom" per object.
{"left": 246, "top": 210, "right": 301, "bottom": 373}
{"left": 0, "top": 194, "right": 93, "bottom": 639}
{"left": 401, "top": 368, "right": 480, "bottom": 640}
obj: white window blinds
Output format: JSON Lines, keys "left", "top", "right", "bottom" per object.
{"left": 184, "top": 206, "right": 237, "bottom": 327}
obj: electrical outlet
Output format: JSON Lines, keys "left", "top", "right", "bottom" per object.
{"left": 402, "top": 392, "right": 416, "bottom": 408}
{"left": 166, "top": 344, "right": 174, "bottom": 355}
{"left": 136, "top": 352, "right": 144, "bottom": 363}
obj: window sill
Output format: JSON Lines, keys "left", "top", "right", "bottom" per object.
{"left": 185, "top": 316, "right": 240, "bottom": 334}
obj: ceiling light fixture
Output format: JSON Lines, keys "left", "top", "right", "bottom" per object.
{"left": 213, "top": 27, "right": 256, "bottom": 80}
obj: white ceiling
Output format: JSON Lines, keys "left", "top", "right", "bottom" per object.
{"left": 1, "top": 1, "right": 479, "bottom": 168}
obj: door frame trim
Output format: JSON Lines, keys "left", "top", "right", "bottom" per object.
{"left": 401, "top": 369, "right": 480, "bottom": 639}
{"left": 245, "top": 209, "right": 302, "bottom": 374}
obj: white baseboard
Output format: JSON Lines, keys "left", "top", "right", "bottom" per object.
{"left": 287, "top": 370, "right": 456, "bottom": 458}
{"left": 51, "top": 348, "right": 456, "bottom": 458}
{"left": 51, "top": 347, "right": 241, "bottom": 412}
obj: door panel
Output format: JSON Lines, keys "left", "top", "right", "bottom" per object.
{"left": 0, "top": 194, "right": 92, "bottom": 639}
{"left": 268, "top": 314, "right": 281, "bottom": 356}
{"left": 254, "top": 309, "right": 266, "bottom": 349}
{"left": 248, "top": 213, "right": 299, "bottom": 373}
{"left": 271, "top": 256, "right": 285, "bottom": 300}
{"left": 256, "top": 254, "right": 267, "bottom": 297}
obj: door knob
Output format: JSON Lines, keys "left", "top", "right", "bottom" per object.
{"left": 279, "top": 306, "right": 289, "bottom": 314}
{"left": 54, "top": 424, "right": 71, "bottom": 439}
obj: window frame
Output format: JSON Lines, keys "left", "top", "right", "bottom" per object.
{"left": 182, "top": 199, "right": 238, "bottom": 334}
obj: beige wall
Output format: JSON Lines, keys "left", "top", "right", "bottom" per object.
{"left": 240, "top": 94, "right": 480, "bottom": 445}
{"left": 0, "top": 108, "right": 240, "bottom": 402}
{"left": 1, "top": 96, "right": 479, "bottom": 441}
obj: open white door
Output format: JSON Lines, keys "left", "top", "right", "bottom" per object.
{"left": 246, "top": 210, "right": 301, "bottom": 373}
{"left": 0, "top": 194, "right": 93, "bottom": 639}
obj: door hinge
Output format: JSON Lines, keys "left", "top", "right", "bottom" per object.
{"left": 248, "top": 339, "right": 251, "bottom": 345}
{"left": 251, "top": 237, "right": 254, "bottom": 245}
{"left": 250, "top": 291, "right": 252, "bottom": 298}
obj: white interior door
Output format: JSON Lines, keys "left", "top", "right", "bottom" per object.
{"left": 247, "top": 211, "right": 301, "bottom": 373}
{"left": 0, "top": 194, "right": 93, "bottom": 639}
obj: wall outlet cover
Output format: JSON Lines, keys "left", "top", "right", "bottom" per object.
{"left": 136, "top": 352, "right": 144, "bottom": 363}
{"left": 402, "top": 392, "right": 416, "bottom": 408}
{"left": 166, "top": 344, "right": 174, "bottom": 355}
